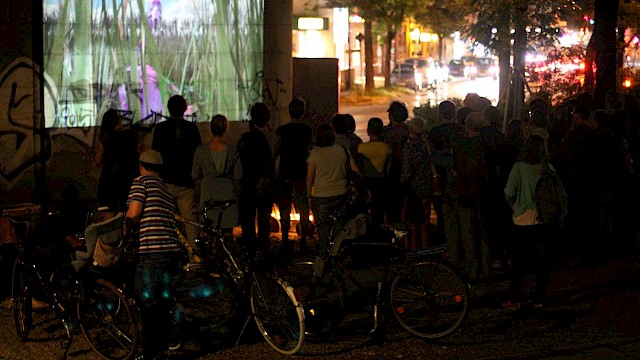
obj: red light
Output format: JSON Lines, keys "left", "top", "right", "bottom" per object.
{"left": 583, "top": 15, "right": 590, "bottom": 21}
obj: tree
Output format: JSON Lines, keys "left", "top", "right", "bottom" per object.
{"left": 325, "top": 0, "right": 434, "bottom": 88}
{"left": 463, "top": 1, "right": 583, "bottom": 116}
{"left": 414, "top": 0, "right": 472, "bottom": 62}
{"left": 593, "top": 0, "right": 620, "bottom": 108}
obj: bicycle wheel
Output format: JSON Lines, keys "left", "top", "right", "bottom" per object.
{"left": 77, "top": 278, "right": 138, "bottom": 360}
{"left": 390, "top": 260, "right": 470, "bottom": 339}
{"left": 176, "top": 269, "right": 240, "bottom": 337}
{"left": 250, "top": 272, "right": 305, "bottom": 354}
{"left": 12, "top": 258, "right": 32, "bottom": 342}
{"left": 286, "top": 261, "right": 346, "bottom": 336}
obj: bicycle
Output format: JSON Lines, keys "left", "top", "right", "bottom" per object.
{"left": 285, "top": 213, "right": 470, "bottom": 344}
{"left": 173, "top": 199, "right": 305, "bottom": 355}
{"left": 7, "top": 205, "right": 139, "bottom": 360}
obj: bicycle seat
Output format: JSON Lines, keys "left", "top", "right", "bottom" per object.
{"left": 73, "top": 212, "right": 124, "bottom": 272}
{"left": 203, "top": 199, "right": 236, "bottom": 211}
{"left": 406, "top": 243, "right": 448, "bottom": 258}
{"left": 328, "top": 213, "right": 368, "bottom": 257}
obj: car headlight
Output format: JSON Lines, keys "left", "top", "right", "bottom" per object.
{"left": 468, "top": 66, "right": 477, "bottom": 74}
{"left": 414, "top": 72, "right": 422, "bottom": 84}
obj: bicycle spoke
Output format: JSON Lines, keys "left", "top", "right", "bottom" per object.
{"left": 391, "top": 261, "right": 469, "bottom": 339}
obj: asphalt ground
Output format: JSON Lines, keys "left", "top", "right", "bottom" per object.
{"left": 1, "top": 234, "right": 639, "bottom": 359}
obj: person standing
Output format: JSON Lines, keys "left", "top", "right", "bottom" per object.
{"left": 357, "top": 117, "right": 391, "bottom": 225}
{"left": 237, "top": 103, "right": 276, "bottom": 262}
{"left": 124, "top": 149, "right": 180, "bottom": 359}
{"left": 400, "top": 117, "right": 432, "bottom": 249}
{"left": 383, "top": 101, "right": 410, "bottom": 223}
{"left": 503, "top": 136, "right": 557, "bottom": 310}
{"left": 97, "top": 109, "right": 139, "bottom": 212}
{"left": 152, "top": 95, "right": 201, "bottom": 263}
{"left": 453, "top": 112, "right": 490, "bottom": 280}
{"left": 427, "top": 101, "right": 464, "bottom": 258}
{"left": 192, "top": 114, "right": 241, "bottom": 239}
{"left": 307, "top": 124, "right": 359, "bottom": 255}
{"left": 274, "top": 99, "right": 313, "bottom": 255}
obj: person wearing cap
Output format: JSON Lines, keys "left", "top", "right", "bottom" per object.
{"left": 452, "top": 112, "right": 490, "bottom": 280}
{"left": 400, "top": 117, "right": 432, "bottom": 249}
{"left": 384, "top": 100, "right": 410, "bottom": 223}
{"left": 125, "top": 149, "right": 181, "bottom": 359}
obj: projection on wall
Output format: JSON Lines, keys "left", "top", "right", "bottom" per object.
{"left": 43, "top": 0, "right": 264, "bottom": 128}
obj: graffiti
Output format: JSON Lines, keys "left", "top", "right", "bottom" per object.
{"left": 238, "top": 70, "right": 287, "bottom": 119}
{"left": 0, "top": 57, "right": 51, "bottom": 184}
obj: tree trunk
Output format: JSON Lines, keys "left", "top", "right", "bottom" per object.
{"left": 584, "top": 30, "right": 595, "bottom": 93}
{"left": 438, "top": 34, "right": 444, "bottom": 62}
{"left": 593, "top": 0, "right": 620, "bottom": 109}
{"left": 497, "top": 43, "right": 510, "bottom": 110}
{"left": 512, "top": 19, "right": 527, "bottom": 120}
{"left": 384, "top": 31, "right": 394, "bottom": 87}
{"left": 365, "top": 20, "right": 375, "bottom": 91}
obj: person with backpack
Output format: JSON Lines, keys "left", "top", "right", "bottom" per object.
{"left": 400, "top": 117, "right": 432, "bottom": 250}
{"left": 503, "top": 135, "right": 563, "bottom": 311}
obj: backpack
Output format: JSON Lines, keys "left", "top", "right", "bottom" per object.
{"left": 535, "top": 162, "right": 568, "bottom": 224}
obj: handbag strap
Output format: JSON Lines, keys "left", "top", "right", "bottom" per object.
{"left": 341, "top": 145, "right": 352, "bottom": 172}
{"left": 425, "top": 140, "right": 437, "bottom": 175}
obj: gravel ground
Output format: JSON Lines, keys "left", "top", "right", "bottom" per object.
{"left": 1, "top": 243, "right": 639, "bottom": 360}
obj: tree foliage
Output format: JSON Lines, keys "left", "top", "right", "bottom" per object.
{"left": 324, "top": 0, "right": 434, "bottom": 86}
{"left": 413, "top": 0, "right": 472, "bottom": 61}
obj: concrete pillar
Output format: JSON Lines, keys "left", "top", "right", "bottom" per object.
{"left": 263, "top": 0, "right": 293, "bottom": 128}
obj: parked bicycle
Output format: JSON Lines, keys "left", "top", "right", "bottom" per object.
{"left": 173, "top": 199, "right": 305, "bottom": 355}
{"left": 7, "top": 205, "right": 138, "bottom": 360}
{"left": 285, "top": 213, "right": 470, "bottom": 345}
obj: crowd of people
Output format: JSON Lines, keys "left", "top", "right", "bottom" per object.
{"left": 3, "top": 88, "right": 637, "bottom": 359}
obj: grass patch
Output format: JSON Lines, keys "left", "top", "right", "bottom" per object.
{"left": 341, "top": 86, "right": 415, "bottom": 106}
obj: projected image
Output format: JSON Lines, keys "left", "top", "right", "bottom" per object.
{"left": 43, "top": 0, "right": 264, "bottom": 128}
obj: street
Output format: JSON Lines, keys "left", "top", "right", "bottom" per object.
{"left": 344, "top": 76, "right": 500, "bottom": 141}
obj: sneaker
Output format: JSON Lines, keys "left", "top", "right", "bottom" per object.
{"left": 31, "top": 298, "right": 50, "bottom": 310}
{"left": 501, "top": 300, "right": 521, "bottom": 311}
{"left": 168, "top": 341, "right": 181, "bottom": 351}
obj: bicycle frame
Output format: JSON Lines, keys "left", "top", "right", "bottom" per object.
{"left": 173, "top": 201, "right": 305, "bottom": 354}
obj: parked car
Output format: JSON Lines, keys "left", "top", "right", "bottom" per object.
{"left": 448, "top": 59, "right": 470, "bottom": 78}
{"left": 403, "top": 58, "right": 437, "bottom": 88}
{"left": 470, "top": 57, "right": 498, "bottom": 79}
{"left": 391, "top": 63, "right": 422, "bottom": 91}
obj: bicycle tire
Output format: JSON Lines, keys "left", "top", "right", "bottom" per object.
{"left": 250, "top": 272, "right": 305, "bottom": 355}
{"left": 390, "top": 260, "right": 470, "bottom": 339}
{"left": 286, "top": 261, "right": 346, "bottom": 337}
{"left": 12, "top": 258, "right": 32, "bottom": 342}
{"left": 176, "top": 269, "right": 240, "bottom": 337}
{"left": 77, "top": 278, "right": 138, "bottom": 360}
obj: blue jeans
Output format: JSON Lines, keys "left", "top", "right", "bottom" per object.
{"left": 311, "top": 194, "right": 347, "bottom": 253}
{"left": 135, "top": 252, "right": 178, "bottom": 357}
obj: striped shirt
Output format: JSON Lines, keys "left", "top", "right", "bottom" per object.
{"left": 127, "top": 174, "right": 180, "bottom": 254}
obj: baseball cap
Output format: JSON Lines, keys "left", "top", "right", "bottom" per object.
{"left": 406, "top": 117, "right": 426, "bottom": 134}
{"left": 139, "top": 149, "right": 163, "bottom": 165}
